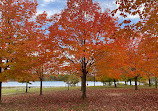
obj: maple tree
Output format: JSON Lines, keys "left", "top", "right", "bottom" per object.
{"left": 32, "top": 11, "right": 62, "bottom": 95}
{"left": 139, "top": 34, "right": 158, "bottom": 88}
{"left": 0, "top": 0, "right": 37, "bottom": 103}
{"left": 96, "top": 30, "right": 148, "bottom": 90}
{"left": 95, "top": 36, "right": 128, "bottom": 88}
{"left": 48, "top": 0, "right": 118, "bottom": 99}
{"left": 113, "top": 0, "right": 157, "bottom": 88}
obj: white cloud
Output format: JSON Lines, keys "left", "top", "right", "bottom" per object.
{"left": 99, "top": 0, "right": 117, "bottom": 11}
{"left": 40, "top": 0, "right": 56, "bottom": 7}
{"left": 98, "top": 0, "right": 140, "bottom": 19}
{"left": 43, "top": 0, "right": 56, "bottom": 3}
{"left": 114, "top": 10, "right": 140, "bottom": 19}
{"left": 37, "top": 9, "right": 61, "bottom": 17}
{"left": 127, "top": 14, "right": 139, "bottom": 19}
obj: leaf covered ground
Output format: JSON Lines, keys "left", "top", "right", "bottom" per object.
{"left": 1, "top": 87, "right": 158, "bottom": 111}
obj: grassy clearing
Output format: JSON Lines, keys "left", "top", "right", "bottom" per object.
{"left": 2, "top": 86, "right": 81, "bottom": 95}
{"left": 2, "top": 84, "right": 156, "bottom": 95}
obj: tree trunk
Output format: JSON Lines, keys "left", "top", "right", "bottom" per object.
{"left": 40, "top": 78, "right": 43, "bottom": 95}
{"left": 26, "top": 82, "right": 28, "bottom": 93}
{"left": 155, "top": 77, "right": 157, "bottom": 88}
{"left": 134, "top": 76, "right": 138, "bottom": 90}
{"left": 0, "top": 67, "right": 2, "bottom": 104}
{"left": 81, "top": 72, "right": 87, "bottom": 99}
{"left": 68, "top": 83, "right": 69, "bottom": 90}
{"left": 114, "top": 79, "right": 117, "bottom": 88}
{"left": 81, "top": 76, "right": 83, "bottom": 91}
{"left": 0, "top": 81, "right": 2, "bottom": 104}
{"left": 94, "top": 75, "right": 95, "bottom": 87}
{"left": 109, "top": 81, "right": 111, "bottom": 86}
{"left": 125, "top": 81, "right": 127, "bottom": 85}
{"left": 149, "top": 77, "right": 151, "bottom": 87}
{"left": 129, "top": 79, "right": 132, "bottom": 85}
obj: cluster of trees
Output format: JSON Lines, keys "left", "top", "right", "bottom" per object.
{"left": 0, "top": 0, "right": 157, "bottom": 102}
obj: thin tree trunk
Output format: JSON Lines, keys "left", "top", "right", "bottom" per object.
{"left": 68, "top": 83, "right": 69, "bottom": 90}
{"left": 114, "top": 79, "right": 117, "bottom": 88}
{"left": 155, "top": 77, "right": 157, "bottom": 88}
{"left": 26, "top": 82, "right": 28, "bottom": 93}
{"left": 94, "top": 74, "right": 95, "bottom": 86}
{"left": 81, "top": 76, "right": 83, "bottom": 91}
{"left": 129, "top": 79, "right": 132, "bottom": 85}
{"left": 125, "top": 81, "right": 127, "bottom": 85}
{"left": 0, "top": 67, "right": 2, "bottom": 104}
{"left": 149, "top": 77, "right": 151, "bottom": 87}
{"left": 81, "top": 72, "right": 87, "bottom": 99}
{"left": 0, "top": 81, "right": 2, "bottom": 104}
{"left": 134, "top": 76, "right": 138, "bottom": 90}
{"left": 109, "top": 81, "right": 111, "bottom": 86}
{"left": 40, "top": 78, "right": 43, "bottom": 95}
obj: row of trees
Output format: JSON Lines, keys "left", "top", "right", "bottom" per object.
{"left": 0, "top": 0, "right": 157, "bottom": 102}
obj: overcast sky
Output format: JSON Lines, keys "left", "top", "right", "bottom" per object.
{"left": 37, "top": 0, "right": 140, "bottom": 24}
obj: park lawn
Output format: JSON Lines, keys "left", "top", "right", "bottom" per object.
{"left": 2, "top": 84, "right": 156, "bottom": 95}
{"left": 2, "top": 86, "right": 81, "bottom": 95}
{"left": 0, "top": 86, "right": 158, "bottom": 111}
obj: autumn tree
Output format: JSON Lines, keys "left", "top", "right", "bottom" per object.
{"left": 95, "top": 37, "right": 127, "bottom": 88}
{"left": 0, "top": 0, "right": 37, "bottom": 103}
{"left": 113, "top": 0, "right": 157, "bottom": 81}
{"left": 48, "top": 0, "right": 118, "bottom": 99}
{"left": 139, "top": 35, "right": 158, "bottom": 88}
{"left": 118, "top": 32, "right": 146, "bottom": 90}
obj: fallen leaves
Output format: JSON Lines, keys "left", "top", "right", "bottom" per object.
{"left": 0, "top": 88, "right": 158, "bottom": 111}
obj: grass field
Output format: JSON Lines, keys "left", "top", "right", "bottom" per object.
{"left": 1, "top": 85, "right": 158, "bottom": 111}
{"left": 2, "top": 84, "right": 155, "bottom": 95}
{"left": 2, "top": 86, "right": 80, "bottom": 95}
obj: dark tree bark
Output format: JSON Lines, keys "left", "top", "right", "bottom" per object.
{"left": 149, "top": 77, "right": 151, "bottom": 87}
{"left": 125, "top": 81, "right": 127, "bottom": 85}
{"left": 0, "top": 81, "right": 2, "bottom": 104}
{"left": 81, "top": 71, "right": 87, "bottom": 99}
{"left": 94, "top": 74, "right": 95, "bottom": 87}
{"left": 129, "top": 79, "right": 132, "bottom": 85}
{"left": 81, "top": 76, "right": 83, "bottom": 91}
{"left": 155, "top": 77, "right": 157, "bottom": 88}
{"left": 26, "top": 82, "right": 28, "bottom": 93}
{"left": 68, "top": 83, "right": 70, "bottom": 90}
{"left": 114, "top": 79, "right": 117, "bottom": 88}
{"left": 0, "top": 67, "right": 2, "bottom": 104}
{"left": 134, "top": 76, "right": 138, "bottom": 90}
{"left": 40, "top": 77, "right": 43, "bottom": 95}
{"left": 109, "top": 81, "right": 111, "bottom": 86}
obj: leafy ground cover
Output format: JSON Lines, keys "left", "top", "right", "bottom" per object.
{"left": 1, "top": 86, "right": 158, "bottom": 111}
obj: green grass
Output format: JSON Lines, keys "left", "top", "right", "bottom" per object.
{"left": 2, "top": 84, "right": 155, "bottom": 96}
{"left": 2, "top": 86, "right": 81, "bottom": 95}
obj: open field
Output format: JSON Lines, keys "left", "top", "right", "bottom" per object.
{"left": 1, "top": 86, "right": 158, "bottom": 111}
{"left": 2, "top": 84, "right": 156, "bottom": 95}
{"left": 2, "top": 86, "right": 80, "bottom": 95}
